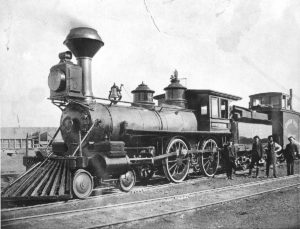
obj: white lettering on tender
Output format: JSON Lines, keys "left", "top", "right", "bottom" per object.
{"left": 284, "top": 119, "right": 298, "bottom": 129}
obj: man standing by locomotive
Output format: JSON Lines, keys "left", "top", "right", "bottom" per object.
{"left": 223, "top": 138, "right": 236, "bottom": 180}
{"left": 265, "top": 135, "right": 282, "bottom": 178}
{"left": 284, "top": 136, "right": 299, "bottom": 175}
{"left": 248, "top": 136, "right": 263, "bottom": 178}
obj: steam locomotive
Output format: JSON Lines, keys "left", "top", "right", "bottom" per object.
{"left": 2, "top": 27, "right": 299, "bottom": 201}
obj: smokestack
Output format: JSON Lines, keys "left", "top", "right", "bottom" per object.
{"left": 64, "top": 27, "right": 104, "bottom": 101}
{"left": 290, "top": 88, "right": 293, "bottom": 110}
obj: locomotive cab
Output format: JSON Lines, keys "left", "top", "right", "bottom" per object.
{"left": 155, "top": 89, "right": 241, "bottom": 132}
{"left": 185, "top": 90, "right": 241, "bottom": 132}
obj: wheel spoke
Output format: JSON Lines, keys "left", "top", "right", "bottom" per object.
{"left": 169, "top": 163, "right": 177, "bottom": 171}
{"left": 168, "top": 161, "right": 177, "bottom": 168}
{"left": 168, "top": 159, "right": 177, "bottom": 163}
{"left": 172, "top": 165, "right": 179, "bottom": 176}
{"left": 203, "top": 159, "right": 209, "bottom": 167}
{"left": 177, "top": 164, "right": 184, "bottom": 173}
{"left": 143, "top": 170, "right": 147, "bottom": 177}
{"left": 171, "top": 144, "right": 176, "bottom": 152}
{"left": 205, "top": 161, "right": 211, "bottom": 170}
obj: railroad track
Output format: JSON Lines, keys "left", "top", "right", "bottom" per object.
{"left": 2, "top": 174, "right": 299, "bottom": 229}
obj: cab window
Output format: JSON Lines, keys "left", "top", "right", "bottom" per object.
{"left": 221, "top": 99, "right": 228, "bottom": 118}
{"left": 201, "top": 105, "right": 208, "bottom": 115}
{"left": 282, "top": 95, "right": 286, "bottom": 109}
{"left": 253, "top": 98, "right": 261, "bottom": 106}
{"left": 211, "top": 97, "right": 219, "bottom": 118}
{"left": 271, "top": 96, "right": 280, "bottom": 106}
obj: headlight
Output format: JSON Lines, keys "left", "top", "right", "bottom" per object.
{"left": 48, "top": 69, "right": 66, "bottom": 92}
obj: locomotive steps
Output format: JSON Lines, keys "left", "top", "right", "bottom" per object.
{"left": 2, "top": 174, "right": 300, "bottom": 229}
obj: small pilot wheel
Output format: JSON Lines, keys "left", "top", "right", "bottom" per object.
{"left": 163, "top": 138, "right": 190, "bottom": 183}
{"left": 72, "top": 169, "right": 94, "bottom": 199}
{"left": 119, "top": 169, "right": 136, "bottom": 192}
{"left": 200, "top": 139, "right": 219, "bottom": 177}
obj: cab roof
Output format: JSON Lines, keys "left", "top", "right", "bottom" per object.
{"left": 154, "top": 89, "right": 242, "bottom": 101}
{"left": 186, "top": 89, "right": 242, "bottom": 101}
{"left": 249, "top": 92, "right": 290, "bottom": 98}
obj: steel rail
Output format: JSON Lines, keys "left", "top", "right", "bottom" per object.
{"left": 2, "top": 174, "right": 299, "bottom": 225}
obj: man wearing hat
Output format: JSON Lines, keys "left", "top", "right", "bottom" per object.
{"left": 284, "top": 136, "right": 299, "bottom": 175}
{"left": 223, "top": 137, "right": 237, "bottom": 180}
{"left": 248, "top": 136, "right": 263, "bottom": 178}
{"left": 265, "top": 135, "right": 282, "bottom": 178}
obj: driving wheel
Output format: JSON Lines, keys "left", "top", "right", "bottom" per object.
{"left": 200, "top": 139, "right": 219, "bottom": 177}
{"left": 163, "top": 138, "right": 190, "bottom": 183}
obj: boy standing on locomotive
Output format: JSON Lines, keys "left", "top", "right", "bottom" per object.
{"left": 248, "top": 136, "right": 263, "bottom": 178}
{"left": 223, "top": 138, "right": 237, "bottom": 180}
{"left": 265, "top": 135, "right": 282, "bottom": 178}
{"left": 284, "top": 136, "right": 299, "bottom": 175}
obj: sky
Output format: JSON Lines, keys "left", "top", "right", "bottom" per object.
{"left": 0, "top": 0, "right": 299, "bottom": 127}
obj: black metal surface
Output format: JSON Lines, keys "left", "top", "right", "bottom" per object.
{"left": 64, "top": 27, "right": 104, "bottom": 58}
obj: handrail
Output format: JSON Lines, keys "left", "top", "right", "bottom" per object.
{"left": 71, "top": 119, "right": 100, "bottom": 156}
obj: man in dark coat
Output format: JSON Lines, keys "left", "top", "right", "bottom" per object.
{"left": 223, "top": 138, "right": 236, "bottom": 180}
{"left": 284, "top": 136, "right": 299, "bottom": 175}
{"left": 265, "top": 135, "right": 282, "bottom": 178}
{"left": 248, "top": 136, "right": 263, "bottom": 178}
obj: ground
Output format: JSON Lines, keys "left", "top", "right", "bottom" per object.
{"left": 117, "top": 161, "right": 300, "bottom": 229}
{"left": 122, "top": 185, "right": 299, "bottom": 229}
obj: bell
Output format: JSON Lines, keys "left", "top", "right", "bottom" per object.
{"left": 109, "top": 83, "right": 119, "bottom": 100}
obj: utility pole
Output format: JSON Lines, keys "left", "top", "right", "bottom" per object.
{"left": 17, "top": 114, "right": 20, "bottom": 128}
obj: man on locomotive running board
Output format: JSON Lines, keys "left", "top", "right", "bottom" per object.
{"left": 265, "top": 135, "right": 282, "bottom": 178}
{"left": 223, "top": 138, "right": 237, "bottom": 180}
{"left": 284, "top": 136, "right": 299, "bottom": 175}
{"left": 248, "top": 136, "right": 263, "bottom": 178}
